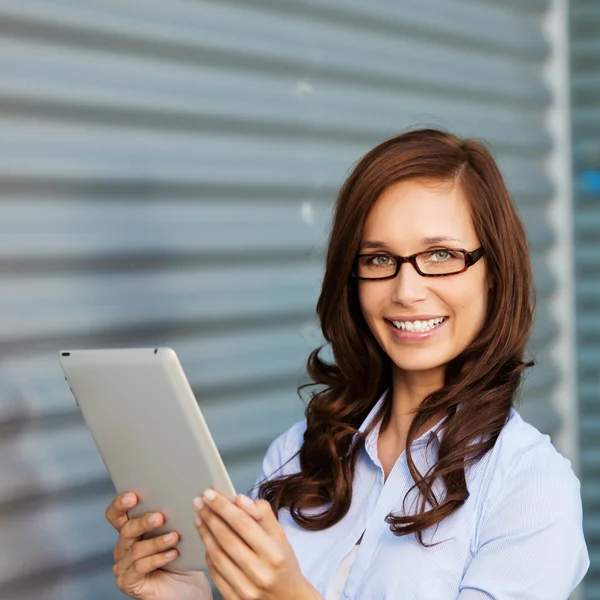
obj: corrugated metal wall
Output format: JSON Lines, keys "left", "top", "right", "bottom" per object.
{"left": 571, "top": 1, "right": 600, "bottom": 597}
{"left": 0, "top": 1, "right": 562, "bottom": 598}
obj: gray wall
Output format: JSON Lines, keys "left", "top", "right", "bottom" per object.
{"left": 570, "top": 1, "right": 600, "bottom": 597}
{"left": 0, "top": 1, "right": 564, "bottom": 598}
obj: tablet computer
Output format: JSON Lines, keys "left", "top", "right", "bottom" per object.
{"left": 59, "top": 347, "right": 237, "bottom": 572}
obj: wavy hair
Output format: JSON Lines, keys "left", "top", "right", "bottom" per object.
{"left": 257, "top": 128, "right": 535, "bottom": 547}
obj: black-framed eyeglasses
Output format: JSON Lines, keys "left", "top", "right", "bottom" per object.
{"left": 351, "top": 247, "right": 485, "bottom": 280}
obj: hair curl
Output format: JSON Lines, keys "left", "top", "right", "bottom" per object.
{"left": 257, "top": 128, "right": 535, "bottom": 547}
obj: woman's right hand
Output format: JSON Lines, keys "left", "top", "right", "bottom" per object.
{"left": 105, "top": 492, "right": 213, "bottom": 600}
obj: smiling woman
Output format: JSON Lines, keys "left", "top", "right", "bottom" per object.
{"left": 250, "top": 128, "right": 589, "bottom": 599}
{"left": 105, "top": 129, "right": 590, "bottom": 600}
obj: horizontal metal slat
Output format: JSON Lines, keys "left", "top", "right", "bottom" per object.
{"left": 519, "top": 364, "right": 560, "bottom": 395}
{"left": 577, "top": 348, "right": 600, "bottom": 371}
{"left": 0, "top": 423, "right": 107, "bottom": 505}
{"left": 572, "top": 107, "right": 600, "bottom": 137}
{"left": 580, "top": 580, "right": 600, "bottom": 599}
{"left": 578, "top": 382, "right": 600, "bottom": 413}
{"left": 0, "top": 198, "right": 328, "bottom": 261}
{"left": 574, "top": 208, "right": 600, "bottom": 239}
{"left": 0, "top": 262, "right": 323, "bottom": 343}
{"left": 576, "top": 316, "right": 600, "bottom": 346}
{"left": 571, "top": 4, "right": 600, "bottom": 20}
{"left": 251, "top": 0, "right": 549, "bottom": 57}
{"left": 570, "top": 73, "right": 600, "bottom": 106}
{"left": 582, "top": 520, "right": 600, "bottom": 547}
{"left": 572, "top": 149, "right": 600, "bottom": 175}
{"left": 579, "top": 415, "right": 600, "bottom": 437}
{"left": 582, "top": 483, "right": 600, "bottom": 512}
{"left": 5, "top": 569, "right": 121, "bottom": 600}
{"left": 581, "top": 449, "right": 600, "bottom": 479}
{"left": 0, "top": 119, "right": 554, "bottom": 201}
{"left": 0, "top": 61, "right": 552, "bottom": 153}
{"left": 518, "top": 211, "right": 556, "bottom": 251}
{"left": 0, "top": 492, "right": 117, "bottom": 584}
{"left": 571, "top": 38, "right": 600, "bottom": 64}
{"left": 0, "top": 0, "right": 550, "bottom": 103}
{"left": 576, "top": 284, "right": 600, "bottom": 313}
{"left": 495, "top": 0, "right": 549, "bottom": 11}
{"left": 575, "top": 247, "right": 600, "bottom": 276}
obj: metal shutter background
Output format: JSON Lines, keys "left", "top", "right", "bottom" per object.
{"left": 571, "top": 1, "right": 600, "bottom": 597}
{"left": 0, "top": 1, "right": 560, "bottom": 598}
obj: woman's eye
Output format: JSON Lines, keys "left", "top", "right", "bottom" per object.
{"left": 370, "top": 255, "right": 393, "bottom": 266}
{"left": 431, "top": 250, "right": 452, "bottom": 261}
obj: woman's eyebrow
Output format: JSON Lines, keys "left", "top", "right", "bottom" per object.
{"left": 360, "top": 236, "right": 461, "bottom": 251}
{"left": 360, "top": 240, "right": 390, "bottom": 251}
{"left": 420, "top": 236, "right": 461, "bottom": 245}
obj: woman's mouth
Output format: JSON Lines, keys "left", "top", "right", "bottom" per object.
{"left": 385, "top": 316, "right": 449, "bottom": 341}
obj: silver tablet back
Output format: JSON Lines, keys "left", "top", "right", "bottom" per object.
{"left": 59, "top": 347, "right": 236, "bottom": 572}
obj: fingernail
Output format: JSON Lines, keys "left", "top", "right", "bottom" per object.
{"left": 238, "top": 494, "right": 254, "bottom": 509}
{"left": 203, "top": 489, "right": 216, "bottom": 501}
{"left": 194, "top": 514, "right": 203, "bottom": 527}
{"left": 122, "top": 494, "right": 132, "bottom": 505}
{"left": 165, "top": 550, "right": 176, "bottom": 559}
{"left": 163, "top": 533, "right": 174, "bottom": 542}
{"left": 193, "top": 496, "right": 204, "bottom": 510}
{"left": 148, "top": 513, "right": 160, "bottom": 525}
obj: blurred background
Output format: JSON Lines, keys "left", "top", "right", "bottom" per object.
{"left": 0, "top": 0, "right": 597, "bottom": 598}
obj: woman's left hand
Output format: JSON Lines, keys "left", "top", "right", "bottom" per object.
{"left": 193, "top": 489, "right": 322, "bottom": 600}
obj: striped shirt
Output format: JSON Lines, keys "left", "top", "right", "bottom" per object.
{"left": 253, "top": 392, "right": 590, "bottom": 599}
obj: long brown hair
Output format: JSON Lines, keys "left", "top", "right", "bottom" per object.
{"left": 257, "top": 128, "right": 535, "bottom": 547}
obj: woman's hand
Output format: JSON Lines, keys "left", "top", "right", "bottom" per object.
{"left": 105, "top": 492, "right": 213, "bottom": 599}
{"left": 193, "top": 489, "right": 322, "bottom": 600}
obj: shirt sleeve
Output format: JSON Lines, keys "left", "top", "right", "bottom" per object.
{"left": 457, "top": 442, "right": 590, "bottom": 600}
{"left": 248, "top": 419, "right": 306, "bottom": 500}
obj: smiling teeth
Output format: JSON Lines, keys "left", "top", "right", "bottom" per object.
{"left": 391, "top": 317, "right": 445, "bottom": 332}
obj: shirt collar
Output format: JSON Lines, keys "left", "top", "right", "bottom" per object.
{"left": 345, "top": 390, "right": 388, "bottom": 457}
{"left": 347, "top": 389, "right": 454, "bottom": 458}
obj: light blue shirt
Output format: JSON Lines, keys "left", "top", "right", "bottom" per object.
{"left": 253, "top": 393, "right": 590, "bottom": 599}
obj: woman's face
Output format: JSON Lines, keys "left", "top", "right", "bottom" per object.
{"left": 357, "top": 178, "right": 489, "bottom": 377}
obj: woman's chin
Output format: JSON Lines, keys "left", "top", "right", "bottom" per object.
{"left": 391, "top": 353, "right": 451, "bottom": 375}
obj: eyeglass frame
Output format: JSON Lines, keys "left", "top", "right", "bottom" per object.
{"left": 351, "top": 247, "right": 485, "bottom": 280}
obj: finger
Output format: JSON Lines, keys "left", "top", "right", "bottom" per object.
{"left": 198, "top": 516, "right": 259, "bottom": 600}
{"left": 115, "top": 531, "right": 179, "bottom": 575}
{"left": 113, "top": 512, "right": 165, "bottom": 562}
{"left": 207, "top": 556, "right": 242, "bottom": 600}
{"left": 237, "top": 495, "right": 283, "bottom": 538}
{"left": 105, "top": 493, "right": 137, "bottom": 532}
{"left": 196, "top": 490, "right": 276, "bottom": 558}
{"left": 195, "top": 505, "right": 263, "bottom": 583}
{"left": 116, "top": 549, "right": 179, "bottom": 591}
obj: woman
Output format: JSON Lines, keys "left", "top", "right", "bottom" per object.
{"left": 105, "top": 128, "right": 590, "bottom": 599}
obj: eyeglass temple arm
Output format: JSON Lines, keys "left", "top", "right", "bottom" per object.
{"left": 466, "top": 247, "right": 485, "bottom": 265}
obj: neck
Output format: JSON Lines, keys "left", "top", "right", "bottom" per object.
{"left": 383, "top": 366, "right": 446, "bottom": 443}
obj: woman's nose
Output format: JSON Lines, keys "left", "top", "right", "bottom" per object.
{"left": 390, "top": 261, "right": 428, "bottom": 306}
